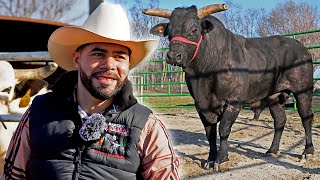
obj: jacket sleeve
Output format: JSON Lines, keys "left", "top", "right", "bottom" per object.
{"left": 0, "top": 109, "right": 31, "bottom": 180}
{"left": 138, "top": 114, "right": 180, "bottom": 180}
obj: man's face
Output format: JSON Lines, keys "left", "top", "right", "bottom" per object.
{"left": 73, "top": 42, "right": 130, "bottom": 100}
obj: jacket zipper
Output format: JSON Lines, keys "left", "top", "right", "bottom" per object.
{"left": 72, "top": 146, "right": 83, "bottom": 180}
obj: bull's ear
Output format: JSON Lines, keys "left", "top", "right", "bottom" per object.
{"left": 201, "top": 20, "right": 214, "bottom": 33}
{"left": 150, "top": 23, "right": 168, "bottom": 37}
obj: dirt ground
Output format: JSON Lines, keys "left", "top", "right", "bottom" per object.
{"left": 156, "top": 110, "right": 320, "bottom": 180}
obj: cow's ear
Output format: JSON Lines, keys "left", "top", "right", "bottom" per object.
{"left": 201, "top": 20, "right": 214, "bottom": 33}
{"left": 150, "top": 23, "right": 168, "bottom": 37}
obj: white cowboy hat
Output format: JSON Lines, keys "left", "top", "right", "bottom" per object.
{"left": 48, "top": 2, "right": 158, "bottom": 71}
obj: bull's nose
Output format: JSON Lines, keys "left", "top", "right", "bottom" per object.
{"left": 167, "top": 51, "right": 183, "bottom": 63}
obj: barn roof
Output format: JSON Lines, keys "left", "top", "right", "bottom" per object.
{"left": 0, "top": 16, "right": 69, "bottom": 52}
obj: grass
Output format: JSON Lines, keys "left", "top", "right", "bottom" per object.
{"left": 136, "top": 92, "right": 320, "bottom": 126}
{"left": 136, "top": 94, "right": 197, "bottom": 114}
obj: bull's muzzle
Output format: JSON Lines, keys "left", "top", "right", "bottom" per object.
{"left": 166, "top": 51, "right": 183, "bottom": 65}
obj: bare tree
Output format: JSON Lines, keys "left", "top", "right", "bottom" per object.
{"left": 115, "top": 0, "right": 172, "bottom": 91}
{"left": 215, "top": 1, "right": 264, "bottom": 38}
{"left": 0, "top": 0, "right": 36, "bottom": 17}
{"left": 0, "top": 0, "right": 79, "bottom": 21}
{"left": 258, "top": 0, "right": 319, "bottom": 36}
{"left": 114, "top": 0, "right": 165, "bottom": 46}
{"left": 241, "top": 9, "right": 266, "bottom": 37}
{"left": 130, "top": 0, "right": 171, "bottom": 89}
{"left": 258, "top": 0, "right": 320, "bottom": 61}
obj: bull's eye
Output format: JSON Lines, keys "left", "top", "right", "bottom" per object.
{"left": 1, "top": 87, "right": 12, "bottom": 94}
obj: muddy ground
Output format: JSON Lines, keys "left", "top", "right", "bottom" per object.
{"left": 157, "top": 110, "right": 320, "bottom": 179}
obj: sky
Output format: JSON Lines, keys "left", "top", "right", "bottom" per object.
{"left": 159, "top": 0, "right": 276, "bottom": 9}
{"left": 61, "top": 0, "right": 320, "bottom": 25}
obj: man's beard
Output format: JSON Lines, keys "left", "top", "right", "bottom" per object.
{"left": 79, "top": 68, "right": 126, "bottom": 100}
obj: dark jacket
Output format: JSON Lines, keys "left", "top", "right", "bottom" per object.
{"left": 27, "top": 71, "right": 151, "bottom": 180}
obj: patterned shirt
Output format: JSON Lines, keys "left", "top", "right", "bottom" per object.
{"left": 0, "top": 109, "right": 180, "bottom": 180}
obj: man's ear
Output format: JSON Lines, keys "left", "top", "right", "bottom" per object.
{"left": 150, "top": 23, "right": 168, "bottom": 37}
{"left": 73, "top": 51, "right": 80, "bottom": 69}
{"left": 201, "top": 19, "right": 214, "bottom": 34}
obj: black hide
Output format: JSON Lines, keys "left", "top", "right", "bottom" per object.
{"left": 149, "top": 5, "right": 314, "bottom": 169}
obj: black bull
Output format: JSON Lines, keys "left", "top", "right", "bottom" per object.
{"left": 143, "top": 4, "right": 314, "bottom": 170}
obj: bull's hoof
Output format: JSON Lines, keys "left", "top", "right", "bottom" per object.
{"left": 203, "top": 160, "right": 215, "bottom": 170}
{"left": 203, "top": 159, "right": 231, "bottom": 171}
{"left": 266, "top": 151, "right": 281, "bottom": 158}
{"left": 266, "top": 150, "right": 281, "bottom": 158}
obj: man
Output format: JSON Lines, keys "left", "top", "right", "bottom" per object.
{"left": 1, "top": 2, "right": 180, "bottom": 180}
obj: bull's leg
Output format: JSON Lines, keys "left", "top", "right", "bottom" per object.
{"left": 252, "top": 108, "right": 263, "bottom": 120}
{"left": 267, "top": 103, "right": 287, "bottom": 155}
{"left": 197, "top": 112, "right": 218, "bottom": 169}
{"left": 294, "top": 92, "right": 314, "bottom": 157}
{"left": 216, "top": 104, "right": 240, "bottom": 169}
{"left": 203, "top": 123, "right": 217, "bottom": 168}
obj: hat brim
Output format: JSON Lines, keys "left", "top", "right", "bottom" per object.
{"left": 48, "top": 26, "right": 158, "bottom": 71}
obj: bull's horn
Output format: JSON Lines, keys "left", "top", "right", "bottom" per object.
{"left": 198, "top": 4, "right": 228, "bottom": 19}
{"left": 14, "top": 63, "right": 58, "bottom": 81}
{"left": 142, "top": 8, "right": 172, "bottom": 18}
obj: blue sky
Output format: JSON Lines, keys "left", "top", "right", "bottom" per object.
{"left": 62, "top": 0, "right": 320, "bottom": 25}
{"left": 159, "top": 0, "right": 319, "bottom": 11}
{"left": 159, "top": 0, "right": 276, "bottom": 9}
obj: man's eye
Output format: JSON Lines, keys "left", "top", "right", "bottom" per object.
{"left": 92, "top": 52, "right": 104, "bottom": 57}
{"left": 116, "top": 55, "right": 127, "bottom": 60}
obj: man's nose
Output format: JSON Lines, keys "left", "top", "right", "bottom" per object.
{"left": 99, "top": 56, "right": 116, "bottom": 70}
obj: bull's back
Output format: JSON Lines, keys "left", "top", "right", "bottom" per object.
{"left": 248, "top": 35, "right": 311, "bottom": 66}
{"left": 245, "top": 35, "right": 312, "bottom": 101}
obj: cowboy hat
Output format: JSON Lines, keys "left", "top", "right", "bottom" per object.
{"left": 48, "top": 2, "right": 158, "bottom": 71}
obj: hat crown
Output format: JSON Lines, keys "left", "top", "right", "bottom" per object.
{"left": 82, "top": 3, "right": 130, "bottom": 41}
{"left": 48, "top": 2, "right": 158, "bottom": 71}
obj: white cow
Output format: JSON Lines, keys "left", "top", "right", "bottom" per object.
{"left": 8, "top": 79, "right": 49, "bottom": 114}
{"left": 0, "top": 61, "right": 16, "bottom": 174}
{"left": 0, "top": 61, "right": 57, "bottom": 174}
{"left": 0, "top": 61, "right": 16, "bottom": 111}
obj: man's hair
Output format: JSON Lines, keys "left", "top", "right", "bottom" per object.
{"left": 76, "top": 43, "right": 91, "bottom": 53}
